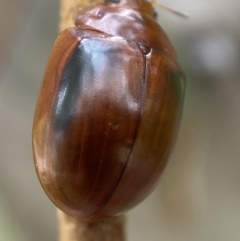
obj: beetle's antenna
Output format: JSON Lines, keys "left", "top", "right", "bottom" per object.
{"left": 151, "top": 1, "right": 189, "bottom": 18}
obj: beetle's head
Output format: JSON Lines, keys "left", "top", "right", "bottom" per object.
{"left": 103, "top": 0, "right": 157, "bottom": 18}
{"left": 75, "top": 0, "right": 157, "bottom": 25}
{"left": 75, "top": 0, "right": 176, "bottom": 55}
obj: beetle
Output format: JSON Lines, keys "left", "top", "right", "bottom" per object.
{"left": 32, "top": 0, "right": 185, "bottom": 221}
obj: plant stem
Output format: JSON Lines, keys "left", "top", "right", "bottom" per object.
{"left": 58, "top": 0, "right": 126, "bottom": 240}
{"left": 58, "top": 210, "right": 125, "bottom": 241}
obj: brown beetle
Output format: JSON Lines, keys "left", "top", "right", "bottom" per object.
{"left": 32, "top": 0, "right": 185, "bottom": 221}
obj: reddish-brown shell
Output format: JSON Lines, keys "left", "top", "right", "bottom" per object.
{"left": 32, "top": 0, "right": 185, "bottom": 221}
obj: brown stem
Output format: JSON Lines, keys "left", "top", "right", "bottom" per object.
{"left": 58, "top": 210, "right": 125, "bottom": 241}
{"left": 58, "top": 0, "right": 126, "bottom": 240}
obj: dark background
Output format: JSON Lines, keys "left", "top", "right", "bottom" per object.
{"left": 0, "top": 0, "right": 240, "bottom": 240}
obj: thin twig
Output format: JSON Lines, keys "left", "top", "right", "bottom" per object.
{"left": 58, "top": 0, "right": 126, "bottom": 240}
{"left": 58, "top": 210, "right": 125, "bottom": 241}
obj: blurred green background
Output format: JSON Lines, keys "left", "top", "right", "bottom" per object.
{"left": 0, "top": 0, "right": 240, "bottom": 240}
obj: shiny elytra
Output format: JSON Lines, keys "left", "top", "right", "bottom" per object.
{"left": 33, "top": 0, "right": 185, "bottom": 221}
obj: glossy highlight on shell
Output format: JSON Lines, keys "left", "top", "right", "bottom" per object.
{"left": 32, "top": 0, "right": 185, "bottom": 221}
